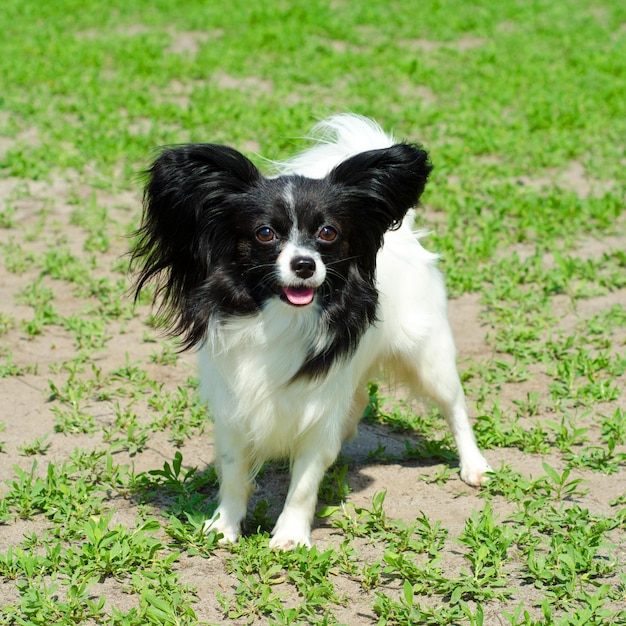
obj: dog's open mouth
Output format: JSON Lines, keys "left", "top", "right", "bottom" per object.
{"left": 281, "top": 286, "right": 315, "bottom": 306}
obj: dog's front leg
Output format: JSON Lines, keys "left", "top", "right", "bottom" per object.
{"left": 204, "top": 425, "right": 253, "bottom": 544}
{"left": 270, "top": 435, "right": 340, "bottom": 550}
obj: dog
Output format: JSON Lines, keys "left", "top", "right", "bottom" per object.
{"left": 131, "top": 114, "right": 491, "bottom": 549}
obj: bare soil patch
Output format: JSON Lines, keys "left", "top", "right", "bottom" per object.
{"left": 0, "top": 170, "right": 624, "bottom": 623}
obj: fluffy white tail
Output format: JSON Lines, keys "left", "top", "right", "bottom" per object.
{"left": 275, "top": 114, "right": 396, "bottom": 179}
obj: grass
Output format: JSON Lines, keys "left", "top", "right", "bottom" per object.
{"left": 0, "top": 0, "right": 625, "bottom": 623}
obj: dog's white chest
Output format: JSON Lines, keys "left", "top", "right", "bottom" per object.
{"left": 197, "top": 300, "right": 348, "bottom": 458}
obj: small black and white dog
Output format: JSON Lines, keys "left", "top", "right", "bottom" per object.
{"left": 132, "top": 115, "right": 490, "bottom": 549}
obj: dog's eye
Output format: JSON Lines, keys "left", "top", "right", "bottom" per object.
{"left": 255, "top": 226, "right": 276, "bottom": 243}
{"left": 318, "top": 225, "right": 338, "bottom": 242}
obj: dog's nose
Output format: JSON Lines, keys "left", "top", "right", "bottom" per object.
{"left": 291, "top": 256, "right": 316, "bottom": 279}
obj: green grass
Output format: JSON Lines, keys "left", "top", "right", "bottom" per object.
{"left": 1, "top": 0, "right": 625, "bottom": 623}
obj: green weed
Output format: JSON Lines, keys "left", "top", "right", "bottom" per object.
{"left": 1, "top": 0, "right": 625, "bottom": 623}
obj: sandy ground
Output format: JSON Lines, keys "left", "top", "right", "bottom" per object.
{"left": 0, "top": 169, "right": 624, "bottom": 623}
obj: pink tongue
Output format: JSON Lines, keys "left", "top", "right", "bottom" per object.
{"left": 283, "top": 287, "right": 315, "bottom": 306}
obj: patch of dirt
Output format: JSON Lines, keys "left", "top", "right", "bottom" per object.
{"left": 397, "top": 82, "right": 438, "bottom": 106}
{"left": 0, "top": 168, "right": 624, "bottom": 623}
{"left": 165, "top": 30, "right": 218, "bottom": 57}
{"left": 212, "top": 72, "right": 275, "bottom": 95}
{"left": 513, "top": 160, "right": 616, "bottom": 198}
{"left": 400, "top": 36, "right": 488, "bottom": 52}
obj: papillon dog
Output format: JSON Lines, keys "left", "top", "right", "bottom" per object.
{"left": 131, "top": 114, "right": 491, "bottom": 549}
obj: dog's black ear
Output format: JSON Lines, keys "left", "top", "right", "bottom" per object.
{"left": 130, "top": 144, "right": 261, "bottom": 346}
{"left": 328, "top": 143, "right": 432, "bottom": 232}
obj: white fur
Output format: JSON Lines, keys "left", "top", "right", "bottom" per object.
{"left": 274, "top": 114, "right": 398, "bottom": 179}
{"left": 203, "top": 115, "right": 491, "bottom": 549}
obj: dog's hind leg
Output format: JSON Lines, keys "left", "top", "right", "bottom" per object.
{"left": 436, "top": 384, "right": 491, "bottom": 486}
{"left": 400, "top": 322, "right": 491, "bottom": 486}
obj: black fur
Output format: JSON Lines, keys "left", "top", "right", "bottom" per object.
{"left": 131, "top": 141, "right": 432, "bottom": 376}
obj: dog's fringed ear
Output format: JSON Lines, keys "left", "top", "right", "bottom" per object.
{"left": 130, "top": 144, "right": 261, "bottom": 344}
{"left": 328, "top": 143, "right": 432, "bottom": 232}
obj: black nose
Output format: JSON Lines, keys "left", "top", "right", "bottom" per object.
{"left": 291, "top": 256, "right": 316, "bottom": 279}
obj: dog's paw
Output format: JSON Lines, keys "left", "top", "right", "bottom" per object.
{"left": 269, "top": 532, "right": 312, "bottom": 551}
{"left": 203, "top": 511, "right": 240, "bottom": 545}
{"left": 270, "top": 512, "right": 312, "bottom": 550}
{"left": 460, "top": 456, "right": 493, "bottom": 487}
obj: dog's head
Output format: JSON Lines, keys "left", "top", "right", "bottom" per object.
{"left": 131, "top": 141, "right": 432, "bottom": 355}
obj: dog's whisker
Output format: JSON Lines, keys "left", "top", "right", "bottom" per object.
{"left": 244, "top": 262, "right": 277, "bottom": 274}
{"left": 324, "top": 255, "right": 358, "bottom": 267}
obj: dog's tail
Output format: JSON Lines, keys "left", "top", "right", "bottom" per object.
{"left": 274, "top": 114, "right": 396, "bottom": 179}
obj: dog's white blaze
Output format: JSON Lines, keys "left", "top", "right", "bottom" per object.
{"left": 282, "top": 181, "right": 298, "bottom": 230}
